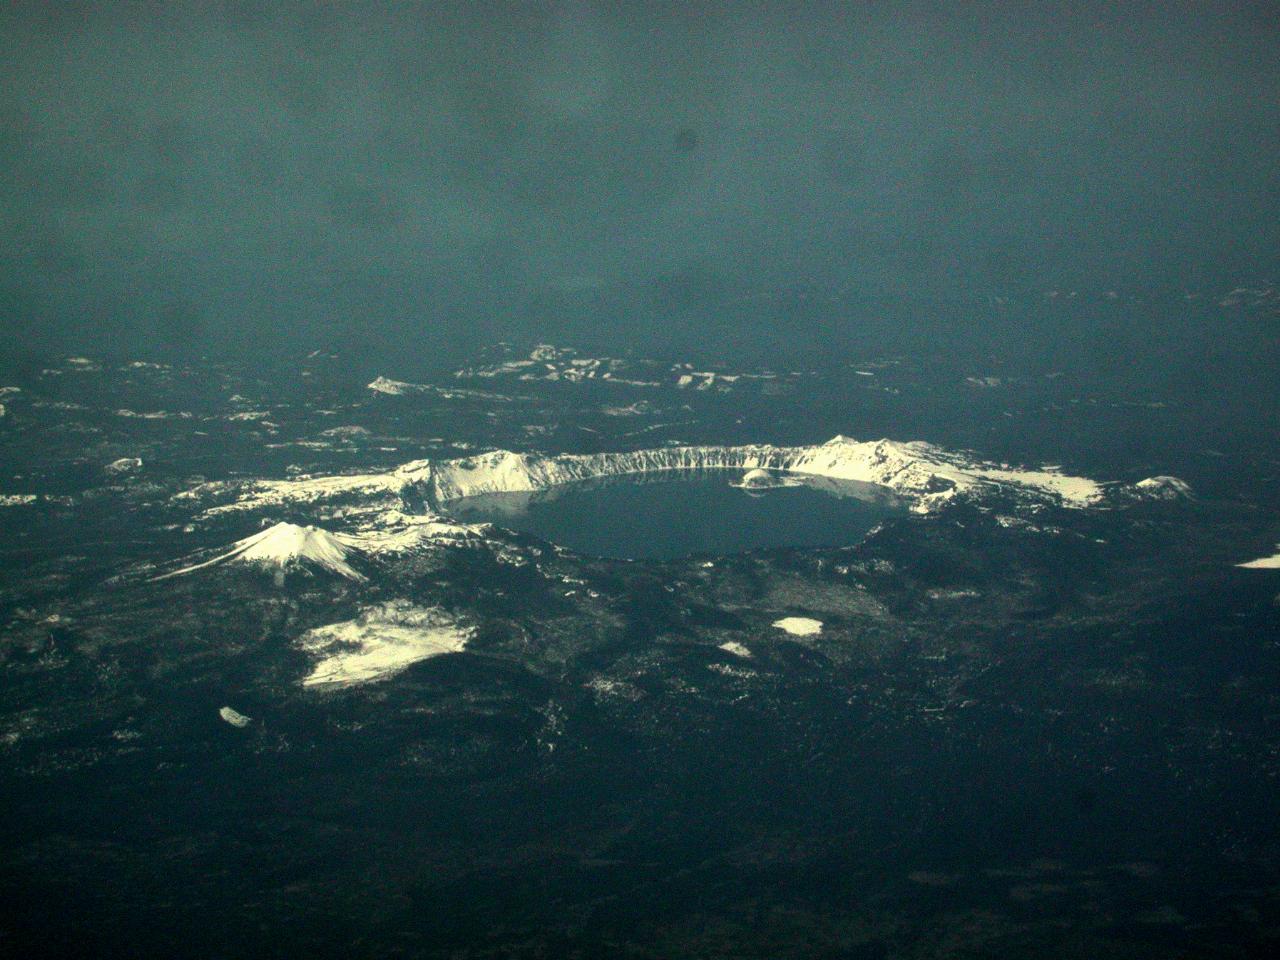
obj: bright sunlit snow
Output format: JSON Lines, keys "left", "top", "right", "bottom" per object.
{"left": 156, "top": 521, "right": 365, "bottom": 581}
{"left": 1238, "top": 548, "right": 1280, "bottom": 570}
{"left": 772, "top": 617, "right": 823, "bottom": 636}
{"left": 298, "top": 602, "right": 472, "bottom": 688}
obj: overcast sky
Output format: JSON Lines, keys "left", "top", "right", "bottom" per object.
{"left": 2, "top": 1, "right": 1277, "bottom": 368}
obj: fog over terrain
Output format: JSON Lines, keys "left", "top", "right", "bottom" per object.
{"left": 2, "top": 1, "right": 1277, "bottom": 372}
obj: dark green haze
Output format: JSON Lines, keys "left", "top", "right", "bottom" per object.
{"left": 2, "top": 1, "right": 1277, "bottom": 371}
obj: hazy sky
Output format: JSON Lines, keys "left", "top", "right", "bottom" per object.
{"left": 2, "top": 1, "right": 1277, "bottom": 368}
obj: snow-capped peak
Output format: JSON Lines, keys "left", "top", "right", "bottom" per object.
{"left": 237, "top": 522, "right": 362, "bottom": 578}
{"left": 155, "top": 521, "right": 365, "bottom": 581}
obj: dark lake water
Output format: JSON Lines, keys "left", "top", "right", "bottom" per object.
{"left": 443, "top": 471, "right": 902, "bottom": 559}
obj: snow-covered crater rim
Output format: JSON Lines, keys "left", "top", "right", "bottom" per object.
{"left": 416, "top": 436, "right": 1120, "bottom": 515}
{"left": 184, "top": 435, "right": 1185, "bottom": 522}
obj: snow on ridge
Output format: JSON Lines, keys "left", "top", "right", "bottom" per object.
{"left": 451, "top": 344, "right": 783, "bottom": 390}
{"left": 368, "top": 375, "right": 424, "bottom": 396}
{"left": 197, "top": 468, "right": 411, "bottom": 520}
{"left": 367, "top": 376, "right": 516, "bottom": 403}
{"left": 104, "top": 457, "right": 142, "bottom": 476}
{"left": 344, "top": 510, "right": 485, "bottom": 553}
{"left": 1133, "top": 476, "right": 1193, "bottom": 499}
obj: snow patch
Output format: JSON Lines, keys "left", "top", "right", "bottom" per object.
{"left": 115, "top": 409, "right": 192, "bottom": 420}
{"left": 773, "top": 617, "right": 823, "bottom": 636}
{"left": 368, "top": 375, "right": 424, "bottom": 396}
{"left": 319, "top": 425, "right": 372, "bottom": 439}
{"left": 738, "top": 467, "right": 775, "bottom": 488}
{"left": 1237, "top": 547, "right": 1280, "bottom": 570}
{"left": 368, "top": 376, "right": 512, "bottom": 402}
{"left": 586, "top": 676, "right": 643, "bottom": 701}
{"left": 219, "top": 706, "right": 252, "bottom": 728}
{"left": 969, "top": 466, "right": 1102, "bottom": 505}
{"left": 104, "top": 457, "right": 142, "bottom": 475}
{"left": 730, "top": 467, "right": 803, "bottom": 492}
{"left": 718, "top": 641, "right": 753, "bottom": 658}
{"left": 298, "top": 602, "right": 471, "bottom": 688}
